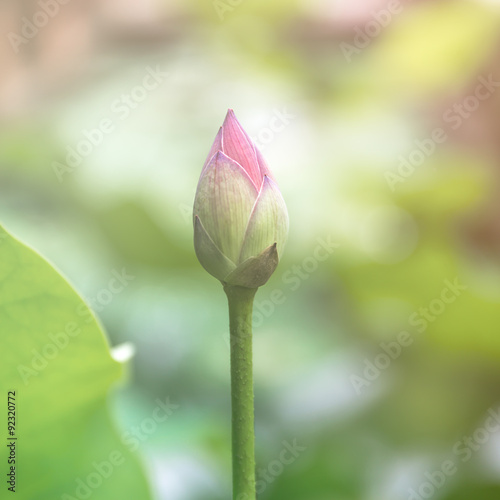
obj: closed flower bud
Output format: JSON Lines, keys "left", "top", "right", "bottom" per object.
{"left": 193, "top": 109, "right": 289, "bottom": 288}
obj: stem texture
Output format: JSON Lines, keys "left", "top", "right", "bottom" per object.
{"left": 224, "top": 284, "right": 258, "bottom": 500}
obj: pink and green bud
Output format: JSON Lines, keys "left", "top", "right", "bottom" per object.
{"left": 193, "top": 109, "right": 289, "bottom": 288}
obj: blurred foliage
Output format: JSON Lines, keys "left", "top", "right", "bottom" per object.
{"left": 3, "top": 0, "right": 500, "bottom": 499}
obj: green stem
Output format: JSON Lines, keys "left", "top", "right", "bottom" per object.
{"left": 224, "top": 284, "right": 258, "bottom": 500}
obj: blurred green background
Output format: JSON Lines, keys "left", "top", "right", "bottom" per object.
{"left": 2, "top": 0, "right": 500, "bottom": 498}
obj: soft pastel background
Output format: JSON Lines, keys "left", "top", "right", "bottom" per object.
{"left": 2, "top": 0, "right": 500, "bottom": 499}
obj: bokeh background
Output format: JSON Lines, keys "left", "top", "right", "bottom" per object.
{"left": 2, "top": 0, "right": 500, "bottom": 499}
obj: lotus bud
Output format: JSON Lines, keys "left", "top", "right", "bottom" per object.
{"left": 193, "top": 109, "right": 289, "bottom": 289}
